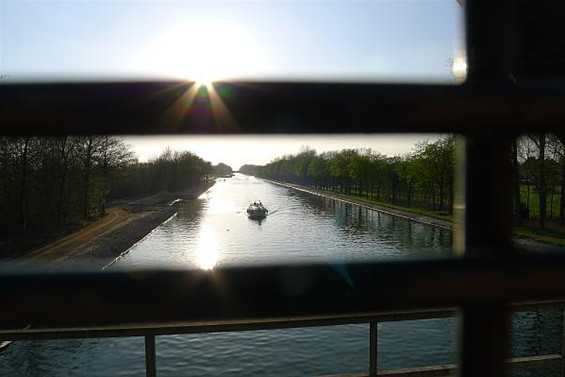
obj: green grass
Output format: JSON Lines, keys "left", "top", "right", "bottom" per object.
{"left": 513, "top": 226, "right": 565, "bottom": 247}
{"left": 328, "top": 187, "right": 565, "bottom": 246}
{"left": 520, "top": 185, "right": 562, "bottom": 219}
{"left": 292, "top": 182, "right": 565, "bottom": 246}
{"left": 517, "top": 185, "right": 565, "bottom": 245}
{"left": 309, "top": 188, "right": 453, "bottom": 223}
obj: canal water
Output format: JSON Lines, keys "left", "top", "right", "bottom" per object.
{"left": 0, "top": 175, "right": 560, "bottom": 376}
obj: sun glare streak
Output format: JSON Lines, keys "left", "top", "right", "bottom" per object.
{"left": 156, "top": 81, "right": 239, "bottom": 132}
{"left": 207, "top": 84, "right": 239, "bottom": 132}
{"left": 158, "top": 83, "right": 200, "bottom": 131}
{"left": 139, "top": 20, "right": 258, "bottom": 132}
{"left": 197, "top": 80, "right": 214, "bottom": 90}
{"left": 195, "top": 225, "right": 218, "bottom": 270}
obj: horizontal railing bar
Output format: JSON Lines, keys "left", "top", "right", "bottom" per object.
{"left": 2, "top": 80, "right": 565, "bottom": 135}
{"left": 0, "top": 301, "right": 560, "bottom": 340}
{"left": 508, "top": 354, "right": 563, "bottom": 368}
{"left": 0, "top": 309, "right": 455, "bottom": 340}
{"left": 320, "top": 354, "right": 562, "bottom": 377}
{"left": 1, "top": 256, "right": 565, "bottom": 330}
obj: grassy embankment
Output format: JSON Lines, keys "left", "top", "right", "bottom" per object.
{"left": 314, "top": 188, "right": 453, "bottom": 222}
{"left": 297, "top": 184, "right": 565, "bottom": 247}
{"left": 513, "top": 186, "right": 565, "bottom": 246}
{"left": 274, "top": 181, "right": 453, "bottom": 227}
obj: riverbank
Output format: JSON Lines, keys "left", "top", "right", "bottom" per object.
{"left": 264, "top": 179, "right": 556, "bottom": 251}
{"left": 16, "top": 181, "right": 215, "bottom": 269}
{"left": 265, "top": 179, "right": 454, "bottom": 230}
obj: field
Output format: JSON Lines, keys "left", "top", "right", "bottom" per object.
{"left": 520, "top": 185, "right": 562, "bottom": 220}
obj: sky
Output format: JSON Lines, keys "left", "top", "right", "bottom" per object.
{"left": 0, "top": 0, "right": 462, "bottom": 168}
{"left": 125, "top": 134, "right": 441, "bottom": 171}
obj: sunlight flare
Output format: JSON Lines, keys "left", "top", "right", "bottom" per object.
{"left": 156, "top": 81, "right": 239, "bottom": 132}
{"left": 158, "top": 83, "right": 200, "bottom": 130}
{"left": 207, "top": 84, "right": 239, "bottom": 132}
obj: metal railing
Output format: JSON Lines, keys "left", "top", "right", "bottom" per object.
{"left": 2, "top": 1, "right": 565, "bottom": 376}
{"left": 1, "top": 302, "right": 563, "bottom": 376}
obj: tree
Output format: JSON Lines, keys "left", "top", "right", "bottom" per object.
{"left": 214, "top": 163, "right": 233, "bottom": 177}
{"left": 329, "top": 150, "right": 357, "bottom": 194}
{"left": 239, "top": 164, "right": 261, "bottom": 176}
{"left": 349, "top": 152, "right": 372, "bottom": 197}
{"left": 258, "top": 136, "right": 456, "bottom": 214}
{"left": 99, "top": 136, "right": 135, "bottom": 214}
{"left": 527, "top": 134, "right": 548, "bottom": 229}
{"left": 413, "top": 137, "right": 455, "bottom": 212}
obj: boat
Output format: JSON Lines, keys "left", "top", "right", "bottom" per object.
{"left": 0, "top": 340, "right": 13, "bottom": 353}
{"left": 247, "top": 201, "right": 268, "bottom": 220}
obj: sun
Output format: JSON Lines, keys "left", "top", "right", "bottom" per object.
{"left": 141, "top": 20, "right": 264, "bottom": 84}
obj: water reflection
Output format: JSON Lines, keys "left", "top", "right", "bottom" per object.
{"left": 195, "top": 225, "right": 218, "bottom": 270}
{"left": 511, "top": 308, "right": 562, "bottom": 377}
{"left": 2, "top": 175, "right": 560, "bottom": 377}
{"left": 117, "top": 174, "right": 454, "bottom": 269}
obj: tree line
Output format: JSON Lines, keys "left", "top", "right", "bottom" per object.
{"left": 258, "top": 136, "right": 455, "bottom": 214}
{"left": 0, "top": 137, "right": 212, "bottom": 254}
{"left": 512, "top": 133, "right": 565, "bottom": 229}
{"left": 4, "top": 133, "right": 561, "bottom": 254}
{"left": 258, "top": 134, "right": 565, "bottom": 231}
{"left": 110, "top": 146, "right": 212, "bottom": 199}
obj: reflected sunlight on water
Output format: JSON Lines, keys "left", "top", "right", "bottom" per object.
{"left": 208, "top": 197, "right": 238, "bottom": 215}
{"left": 195, "top": 225, "right": 219, "bottom": 270}
{"left": 0, "top": 175, "right": 558, "bottom": 377}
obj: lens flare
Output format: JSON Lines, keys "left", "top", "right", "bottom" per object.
{"left": 452, "top": 55, "right": 467, "bottom": 83}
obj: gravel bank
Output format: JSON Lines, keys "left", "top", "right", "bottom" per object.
{"left": 88, "top": 206, "right": 178, "bottom": 269}
{"left": 92, "top": 182, "right": 215, "bottom": 269}
{"left": 17, "top": 181, "right": 215, "bottom": 269}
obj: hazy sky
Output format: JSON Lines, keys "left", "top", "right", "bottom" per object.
{"left": 125, "top": 134, "right": 441, "bottom": 170}
{"left": 1, "top": 1, "right": 461, "bottom": 81}
{"left": 1, "top": 1, "right": 461, "bottom": 167}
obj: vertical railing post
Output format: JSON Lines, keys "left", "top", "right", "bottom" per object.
{"left": 561, "top": 309, "right": 565, "bottom": 377}
{"left": 145, "top": 334, "right": 157, "bottom": 377}
{"left": 461, "top": 304, "right": 508, "bottom": 377}
{"left": 460, "top": 134, "right": 513, "bottom": 377}
{"left": 462, "top": 0, "right": 516, "bottom": 375}
{"left": 369, "top": 319, "right": 378, "bottom": 377}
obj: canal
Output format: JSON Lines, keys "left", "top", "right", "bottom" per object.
{"left": 0, "top": 174, "right": 561, "bottom": 376}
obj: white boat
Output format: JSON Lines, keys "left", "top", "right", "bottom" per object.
{"left": 247, "top": 201, "right": 268, "bottom": 220}
{"left": 0, "top": 340, "right": 13, "bottom": 353}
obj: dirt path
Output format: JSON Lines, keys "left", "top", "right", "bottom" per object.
{"left": 16, "top": 182, "right": 216, "bottom": 267}
{"left": 22, "top": 207, "right": 152, "bottom": 264}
